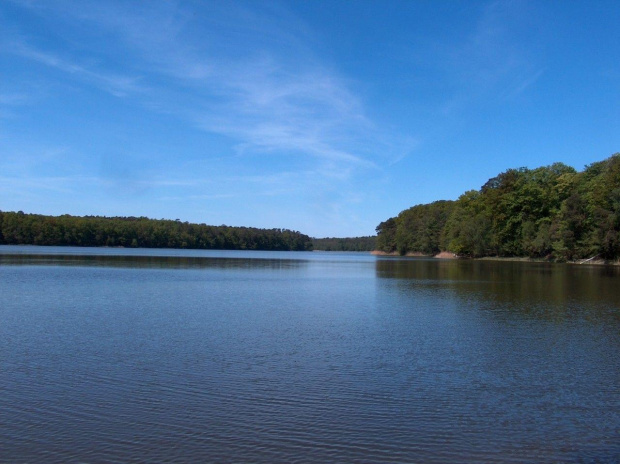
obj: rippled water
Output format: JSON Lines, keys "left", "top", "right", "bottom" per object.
{"left": 1, "top": 246, "right": 619, "bottom": 463}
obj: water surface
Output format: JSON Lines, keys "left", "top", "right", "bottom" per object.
{"left": 1, "top": 246, "right": 618, "bottom": 463}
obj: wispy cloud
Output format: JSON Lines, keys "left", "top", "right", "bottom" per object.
{"left": 0, "top": 93, "right": 30, "bottom": 105}
{"left": 7, "top": 41, "right": 144, "bottom": 97}
{"left": 500, "top": 68, "right": 545, "bottom": 100}
{"left": 0, "top": 145, "right": 70, "bottom": 174}
{"left": 194, "top": 57, "right": 375, "bottom": 167}
{"left": 7, "top": 0, "right": 389, "bottom": 171}
{"left": 0, "top": 91, "right": 36, "bottom": 119}
{"left": 0, "top": 174, "right": 99, "bottom": 194}
{"left": 436, "top": 0, "right": 544, "bottom": 104}
{"left": 174, "top": 54, "right": 379, "bottom": 170}
{"left": 173, "top": 193, "right": 238, "bottom": 201}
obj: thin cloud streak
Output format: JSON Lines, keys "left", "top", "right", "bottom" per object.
{"left": 431, "top": 0, "right": 543, "bottom": 108}
{"left": 0, "top": 175, "right": 100, "bottom": 194}
{"left": 161, "top": 193, "right": 239, "bottom": 202}
{"left": 7, "top": 41, "right": 144, "bottom": 97}
{"left": 500, "top": 68, "right": 545, "bottom": 100}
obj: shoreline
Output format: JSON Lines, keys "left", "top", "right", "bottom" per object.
{"left": 370, "top": 250, "right": 458, "bottom": 259}
{"left": 370, "top": 250, "right": 620, "bottom": 266}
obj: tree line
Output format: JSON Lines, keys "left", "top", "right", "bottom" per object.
{"left": 0, "top": 212, "right": 313, "bottom": 251}
{"left": 376, "top": 153, "right": 620, "bottom": 261}
{"left": 312, "top": 236, "right": 377, "bottom": 252}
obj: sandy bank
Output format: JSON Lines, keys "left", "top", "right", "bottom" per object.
{"left": 434, "top": 251, "right": 458, "bottom": 259}
{"left": 371, "top": 250, "right": 458, "bottom": 259}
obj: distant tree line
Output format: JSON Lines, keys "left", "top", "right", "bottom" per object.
{"left": 376, "top": 153, "right": 620, "bottom": 261}
{"left": 312, "top": 236, "right": 377, "bottom": 252}
{"left": 0, "top": 213, "right": 312, "bottom": 251}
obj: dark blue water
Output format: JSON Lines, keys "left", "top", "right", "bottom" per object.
{"left": 1, "top": 246, "right": 619, "bottom": 463}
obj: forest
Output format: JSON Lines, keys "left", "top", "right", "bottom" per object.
{"left": 376, "top": 153, "right": 620, "bottom": 261}
{"left": 312, "top": 236, "right": 376, "bottom": 252}
{"left": 0, "top": 213, "right": 312, "bottom": 251}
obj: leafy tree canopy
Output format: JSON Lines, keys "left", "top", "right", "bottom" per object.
{"left": 0, "top": 213, "right": 313, "bottom": 252}
{"left": 376, "top": 153, "right": 620, "bottom": 261}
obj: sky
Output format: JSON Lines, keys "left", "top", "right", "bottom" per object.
{"left": 1, "top": 0, "right": 619, "bottom": 238}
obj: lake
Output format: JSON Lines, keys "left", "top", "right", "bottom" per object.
{"left": 1, "top": 245, "right": 618, "bottom": 463}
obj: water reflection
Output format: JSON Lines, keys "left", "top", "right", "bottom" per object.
{"left": 376, "top": 258, "right": 620, "bottom": 322}
{"left": 0, "top": 253, "right": 310, "bottom": 270}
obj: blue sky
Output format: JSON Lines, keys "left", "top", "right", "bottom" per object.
{"left": 1, "top": 0, "right": 619, "bottom": 237}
